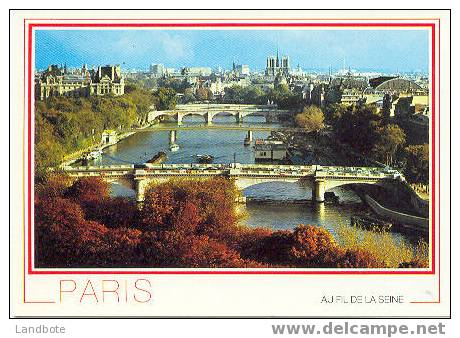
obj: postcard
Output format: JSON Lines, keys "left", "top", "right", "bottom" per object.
{"left": 9, "top": 9, "right": 451, "bottom": 318}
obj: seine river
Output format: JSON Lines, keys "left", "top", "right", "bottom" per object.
{"left": 86, "top": 115, "right": 409, "bottom": 242}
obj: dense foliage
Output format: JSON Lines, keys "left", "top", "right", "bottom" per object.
{"left": 222, "top": 84, "right": 303, "bottom": 109}
{"left": 403, "top": 144, "right": 430, "bottom": 184}
{"left": 325, "top": 102, "right": 428, "bottom": 183}
{"left": 35, "top": 85, "right": 155, "bottom": 176}
{"left": 35, "top": 176, "right": 427, "bottom": 269}
{"left": 327, "top": 104, "right": 405, "bottom": 165}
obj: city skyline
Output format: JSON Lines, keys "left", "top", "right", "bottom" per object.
{"left": 35, "top": 29, "right": 429, "bottom": 73}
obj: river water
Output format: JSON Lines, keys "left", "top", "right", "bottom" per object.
{"left": 86, "top": 115, "right": 412, "bottom": 243}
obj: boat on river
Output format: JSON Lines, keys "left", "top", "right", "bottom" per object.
{"left": 82, "top": 148, "right": 103, "bottom": 164}
{"left": 196, "top": 154, "right": 214, "bottom": 164}
{"left": 146, "top": 151, "right": 167, "bottom": 164}
{"left": 170, "top": 143, "right": 179, "bottom": 152}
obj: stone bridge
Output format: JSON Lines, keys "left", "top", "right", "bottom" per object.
{"left": 62, "top": 163, "right": 404, "bottom": 203}
{"left": 147, "top": 103, "right": 291, "bottom": 125}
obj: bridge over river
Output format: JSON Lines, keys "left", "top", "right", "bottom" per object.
{"left": 62, "top": 163, "right": 404, "bottom": 203}
{"left": 148, "top": 103, "right": 292, "bottom": 125}
{"left": 127, "top": 124, "right": 300, "bottom": 145}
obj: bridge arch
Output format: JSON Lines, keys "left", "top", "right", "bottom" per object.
{"left": 210, "top": 110, "right": 239, "bottom": 123}
{"left": 323, "top": 181, "right": 390, "bottom": 202}
{"left": 148, "top": 111, "right": 176, "bottom": 122}
{"left": 240, "top": 111, "right": 268, "bottom": 122}
{"left": 324, "top": 178, "right": 391, "bottom": 192}
{"left": 180, "top": 112, "right": 207, "bottom": 123}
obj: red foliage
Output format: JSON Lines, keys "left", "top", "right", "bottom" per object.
{"left": 137, "top": 230, "right": 248, "bottom": 267}
{"left": 140, "top": 178, "right": 239, "bottom": 237}
{"left": 35, "top": 197, "right": 109, "bottom": 267}
{"left": 220, "top": 226, "right": 273, "bottom": 259}
{"left": 35, "top": 174, "right": 72, "bottom": 201}
{"left": 66, "top": 177, "right": 110, "bottom": 203}
{"left": 258, "top": 230, "right": 295, "bottom": 265}
{"left": 84, "top": 196, "right": 138, "bottom": 229}
{"left": 170, "top": 201, "right": 202, "bottom": 234}
{"left": 102, "top": 228, "right": 143, "bottom": 267}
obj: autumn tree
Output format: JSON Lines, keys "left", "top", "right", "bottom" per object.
{"left": 35, "top": 197, "right": 109, "bottom": 267}
{"left": 295, "top": 105, "right": 325, "bottom": 132}
{"left": 140, "top": 178, "right": 240, "bottom": 237}
{"left": 65, "top": 176, "right": 110, "bottom": 203}
{"left": 34, "top": 175, "right": 395, "bottom": 269}
{"left": 195, "top": 87, "right": 213, "bottom": 102}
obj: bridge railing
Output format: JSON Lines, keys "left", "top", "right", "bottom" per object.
{"left": 64, "top": 164, "right": 134, "bottom": 171}
{"left": 61, "top": 163, "right": 404, "bottom": 181}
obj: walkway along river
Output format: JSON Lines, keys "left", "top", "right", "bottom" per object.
{"left": 82, "top": 115, "right": 424, "bottom": 245}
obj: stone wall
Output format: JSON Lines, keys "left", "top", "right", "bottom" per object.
{"left": 364, "top": 195, "right": 429, "bottom": 231}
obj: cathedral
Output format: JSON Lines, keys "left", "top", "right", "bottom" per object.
{"left": 265, "top": 50, "right": 290, "bottom": 77}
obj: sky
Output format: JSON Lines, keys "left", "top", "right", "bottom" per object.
{"left": 35, "top": 29, "right": 429, "bottom": 73}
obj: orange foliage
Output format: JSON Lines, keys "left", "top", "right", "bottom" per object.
{"left": 289, "top": 224, "right": 339, "bottom": 266}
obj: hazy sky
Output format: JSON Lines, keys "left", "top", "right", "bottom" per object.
{"left": 35, "top": 29, "right": 429, "bottom": 73}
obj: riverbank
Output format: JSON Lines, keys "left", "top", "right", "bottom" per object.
{"left": 60, "top": 124, "right": 153, "bottom": 168}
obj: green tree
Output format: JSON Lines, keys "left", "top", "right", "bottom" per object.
{"left": 183, "top": 88, "right": 196, "bottom": 103}
{"left": 404, "top": 144, "right": 429, "bottom": 184}
{"left": 381, "top": 94, "right": 392, "bottom": 123}
{"left": 154, "top": 87, "right": 177, "bottom": 110}
{"left": 333, "top": 104, "right": 382, "bottom": 155}
{"left": 373, "top": 124, "right": 406, "bottom": 165}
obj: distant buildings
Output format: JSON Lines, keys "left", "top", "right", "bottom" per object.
{"left": 149, "top": 64, "right": 166, "bottom": 77}
{"left": 181, "top": 67, "right": 212, "bottom": 77}
{"left": 232, "top": 62, "right": 250, "bottom": 76}
{"left": 36, "top": 64, "right": 125, "bottom": 100}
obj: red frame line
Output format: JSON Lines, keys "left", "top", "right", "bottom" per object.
{"left": 24, "top": 20, "right": 438, "bottom": 278}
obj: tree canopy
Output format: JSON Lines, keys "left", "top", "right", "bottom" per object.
{"left": 295, "top": 105, "right": 325, "bottom": 132}
{"left": 34, "top": 85, "right": 155, "bottom": 178}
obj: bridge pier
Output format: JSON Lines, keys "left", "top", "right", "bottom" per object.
{"left": 206, "top": 112, "right": 213, "bottom": 125}
{"left": 313, "top": 179, "right": 325, "bottom": 203}
{"left": 244, "top": 130, "right": 253, "bottom": 145}
{"left": 135, "top": 178, "right": 148, "bottom": 202}
{"left": 236, "top": 112, "right": 243, "bottom": 124}
{"left": 169, "top": 130, "right": 177, "bottom": 144}
{"left": 176, "top": 113, "right": 183, "bottom": 125}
